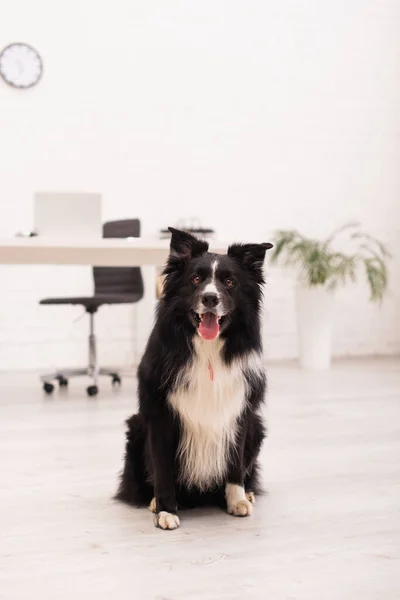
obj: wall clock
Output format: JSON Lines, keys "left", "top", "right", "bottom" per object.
{"left": 0, "top": 43, "right": 43, "bottom": 89}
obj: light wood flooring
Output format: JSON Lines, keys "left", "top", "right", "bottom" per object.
{"left": 1, "top": 358, "right": 399, "bottom": 599}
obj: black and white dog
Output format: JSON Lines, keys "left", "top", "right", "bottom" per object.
{"left": 116, "top": 228, "right": 273, "bottom": 529}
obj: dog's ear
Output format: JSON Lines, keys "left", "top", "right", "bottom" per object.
{"left": 168, "top": 227, "right": 209, "bottom": 260}
{"left": 228, "top": 242, "right": 273, "bottom": 279}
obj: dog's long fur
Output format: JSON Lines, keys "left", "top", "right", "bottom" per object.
{"left": 116, "top": 228, "right": 272, "bottom": 528}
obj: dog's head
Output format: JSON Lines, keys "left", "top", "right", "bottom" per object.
{"left": 162, "top": 228, "right": 273, "bottom": 341}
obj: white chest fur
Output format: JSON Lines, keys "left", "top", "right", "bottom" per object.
{"left": 168, "top": 337, "right": 263, "bottom": 490}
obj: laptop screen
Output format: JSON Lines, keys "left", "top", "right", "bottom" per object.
{"left": 34, "top": 193, "right": 102, "bottom": 238}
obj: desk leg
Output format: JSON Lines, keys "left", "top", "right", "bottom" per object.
{"left": 135, "top": 265, "right": 157, "bottom": 363}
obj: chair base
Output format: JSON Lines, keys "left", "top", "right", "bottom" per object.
{"left": 40, "top": 312, "right": 122, "bottom": 397}
{"left": 40, "top": 367, "right": 121, "bottom": 383}
{"left": 41, "top": 368, "right": 121, "bottom": 397}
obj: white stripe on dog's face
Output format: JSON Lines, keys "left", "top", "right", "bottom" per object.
{"left": 202, "top": 259, "right": 219, "bottom": 297}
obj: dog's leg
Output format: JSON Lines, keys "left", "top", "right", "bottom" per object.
{"left": 148, "top": 418, "right": 180, "bottom": 530}
{"left": 225, "top": 421, "right": 253, "bottom": 517}
{"left": 243, "top": 411, "right": 266, "bottom": 503}
{"left": 115, "top": 414, "right": 154, "bottom": 506}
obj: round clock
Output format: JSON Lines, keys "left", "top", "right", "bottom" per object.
{"left": 0, "top": 43, "right": 43, "bottom": 89}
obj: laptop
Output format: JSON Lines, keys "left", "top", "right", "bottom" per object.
{"left": 34, "top": 192, "right": 102, "bottom": 238}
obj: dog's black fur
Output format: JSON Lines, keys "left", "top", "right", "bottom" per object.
{"left": 116, "top": 228, "right": 272, "bottom": 527}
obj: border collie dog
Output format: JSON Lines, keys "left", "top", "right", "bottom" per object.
{"left": 116, "top": 228, "right": 273, "bottom": 530}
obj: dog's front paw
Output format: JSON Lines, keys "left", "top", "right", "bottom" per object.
{"left": 225, "top": 483, "right": 253, "bottom": 517}
{"left": 154, "top": 511, "right": 180, "bottom": 530}
{"left": 227, "top": 498, "right": 253, "bottom": 517}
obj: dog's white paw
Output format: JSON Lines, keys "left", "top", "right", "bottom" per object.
{"left": 227, "top": 498, "right": 253, "bottom": 517}
{"left": 246, "top": 491, "right": 256, "bottom": 505}
{"left": 148, "top": 497, "right": 157, "bottom": 513}
{"left": 154, "top": 511, "right": 180, "bottom": 530}
{"left": 226, "top": 483, "right": 253, "bottom": 517}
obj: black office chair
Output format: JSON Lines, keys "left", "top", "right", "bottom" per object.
{"left": 39, "top": 219, "right": 144, "bottom": 397}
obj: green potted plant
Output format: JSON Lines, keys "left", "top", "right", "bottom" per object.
{"left": 270, "top": 223, "right": 391, "bottom": 369}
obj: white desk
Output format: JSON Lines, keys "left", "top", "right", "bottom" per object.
{"left": 0, "top": 237, "right": 172, "bottom": 266}
{"left": 0, "top": 236, "right": 229, "bottom": 357}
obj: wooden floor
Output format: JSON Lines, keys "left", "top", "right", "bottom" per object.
{"left": 1, "top": 358, "right": 399, "bottom": 599}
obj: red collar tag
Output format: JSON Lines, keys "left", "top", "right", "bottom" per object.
{"left": 208, "top": 360, "right": 214, "bottom": 382}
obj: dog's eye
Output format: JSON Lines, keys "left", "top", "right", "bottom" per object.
{"left": 192, "top": 275, "right": 201, "bottom": 285}
{"left": 225, "top": 278, "right": 235, "bottom": 288}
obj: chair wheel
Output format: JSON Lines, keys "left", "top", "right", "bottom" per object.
{"left": 112, "top": 375, "right": 121, "bottom": 385}
{"left": 86, "top": 385, "right": 98, "bottom": 397}
{"left": 43, "top": 382, "right": 54, "bottom": 394}
{"left": 58, "top": 377, "right": 68, "bottom": 387}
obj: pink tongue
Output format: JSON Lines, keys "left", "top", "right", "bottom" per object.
{"left": 199, "top": 312, "right": 219, "bottom": 340}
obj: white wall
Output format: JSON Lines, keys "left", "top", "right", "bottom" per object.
{"left": 1, "top": 0, "right": 399, "bottom": 370}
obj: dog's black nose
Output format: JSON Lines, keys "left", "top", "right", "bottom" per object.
{"left": 201, "top": 293, "right": 219, "bottom": 309}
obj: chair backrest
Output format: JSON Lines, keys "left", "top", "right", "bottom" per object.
{"left": 93, "top": 219, "right": 144, "bottom": 298}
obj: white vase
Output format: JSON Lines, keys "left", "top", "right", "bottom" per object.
{"left": 295, "top": 284, "right": 335, "bottom": 370}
